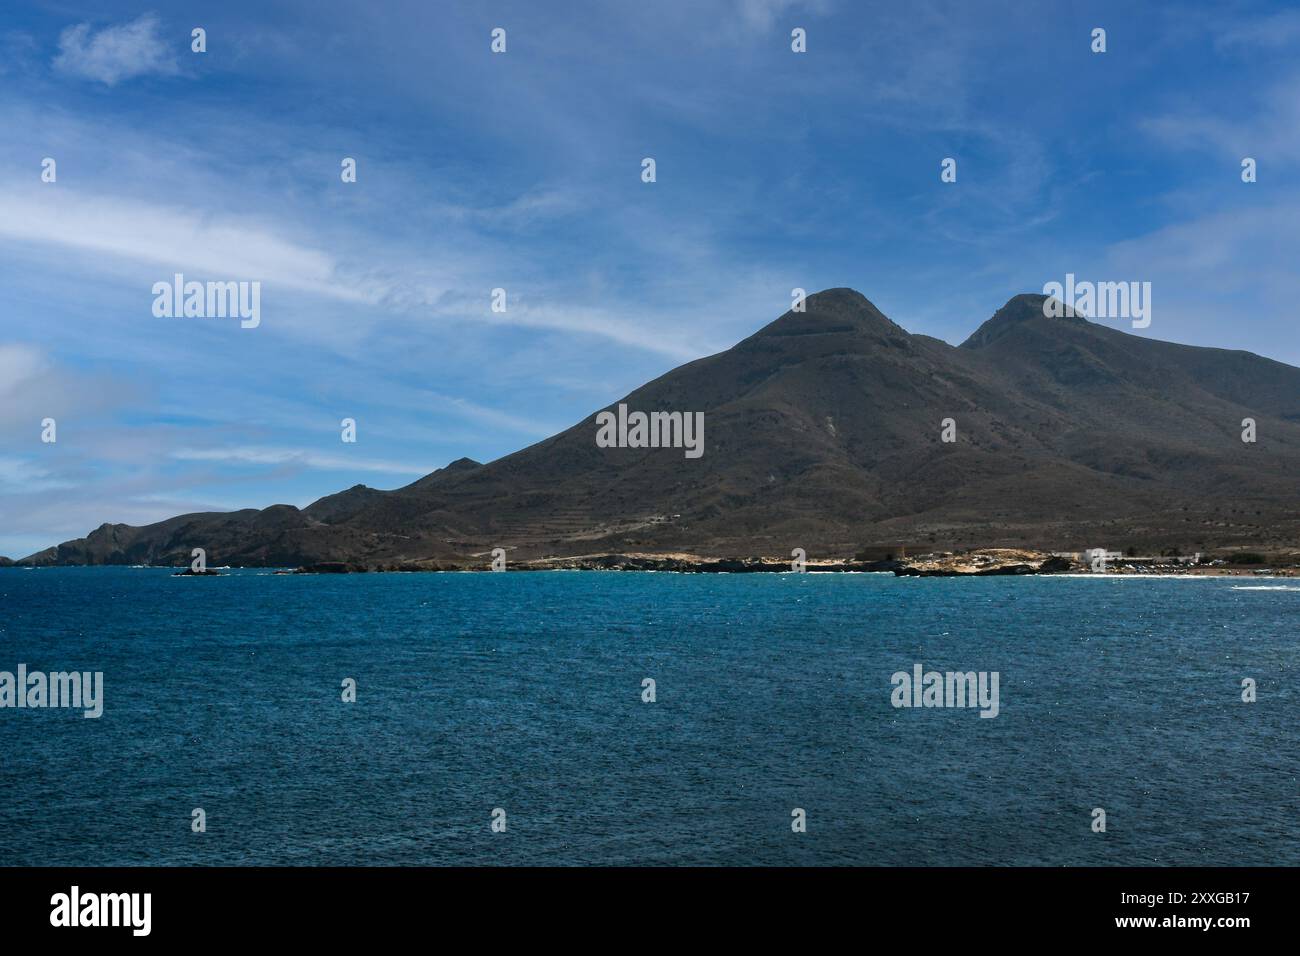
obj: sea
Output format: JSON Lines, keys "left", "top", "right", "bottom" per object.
{"left": 0, "top": 567, "right": 1295, "bottom": 866}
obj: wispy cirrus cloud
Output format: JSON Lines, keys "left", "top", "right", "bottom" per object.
{"left": 0, "top": 186, "right": 363, "bottom": 300}
{"left": 0, "top": 343, "right": 47, "bottom": 397}
{"left": 1140, "top": 73, "right": 1300, "bottom": 163}
{"left": 735, "top": 0, "right": 811, "bottom": 32}
{"left": 0, "top": 182, "right": 708, "bottom": 360}
{"left": 1214, "top": 9, "right": 1300, "bottom": 52}
{"left": 171, "top": 446, "right": 430, "bottom": 476}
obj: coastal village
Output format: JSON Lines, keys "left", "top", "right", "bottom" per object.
{"left": 281, "top": 547, "right": 1300, "bottom": 576}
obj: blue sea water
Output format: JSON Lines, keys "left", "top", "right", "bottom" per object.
{"left": 0, "top": 567, "right": 1295, "bottom": 866}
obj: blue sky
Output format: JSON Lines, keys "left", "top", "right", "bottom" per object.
{"left": 1, "top": 0, "right": 1297, "bottom": 558}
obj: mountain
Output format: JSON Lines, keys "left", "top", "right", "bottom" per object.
{"left": 20, "top": 289, "right": 1300, "bottom": 567}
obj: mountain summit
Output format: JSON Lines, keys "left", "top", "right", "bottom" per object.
{"left": 22, "top": 290, "right": 1300, "bottom": 566}
{"left": 960, "top": 292, "right": 1089, "bottom": 348}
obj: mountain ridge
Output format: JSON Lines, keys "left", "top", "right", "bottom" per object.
{"left": 18, "top": 289, "right": 1300, "bottom": 567}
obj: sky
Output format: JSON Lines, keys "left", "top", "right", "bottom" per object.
{"left": 0, "top": 0, "right": 1297, "bottom": 558}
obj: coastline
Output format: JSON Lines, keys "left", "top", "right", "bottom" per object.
{"left": 5, "top": 548, "right": 1296, "bottom": 577}
{"left": 276, "top": 548, "right": 1300, "bottom": 577}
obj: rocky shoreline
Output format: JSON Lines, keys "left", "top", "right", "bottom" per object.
{"left": 281, "top": 548, "right": 1298, "bottom": 577}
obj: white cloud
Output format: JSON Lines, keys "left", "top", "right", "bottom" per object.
{"left": 52, "top": 15, "right": 179, "bottom": 86}
{"left": 0, "top": 343, "right": 47, "bottom": 399}
{"left": 407, "top": 389, "right": 560, "bottom": 438}
{"left": 1140, "top": 73, "right": 1300, "bottom": 163}
{"left": 474, "top": 301, "right": 713, "bottom": 361}
{"left": 1097, "top": 201, "right": 1300, "bottom": 365}
{"left": 0, "top": 187, "right": 365, "bottom": 301}
{"left": 0, "top": 31, "right": 39, "bottom": 77}
{"left": 171, "top": 445, "right": 430, "bottom": 476}
{"left": 1215, "top": 10, "right": 1300, "bottom": 52}
{"left": 0, "top": 455, "right": 56, "bottom": 488}
{"left": 0, "top": 342, "right": 140, "bottom": 436}
{"left": 736, "top": 0, "right": 806, "bottom": 32}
